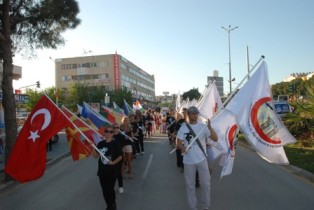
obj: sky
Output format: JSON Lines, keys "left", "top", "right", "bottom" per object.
{"left": 12, "top": 0, "right": 314, "bottom": 96}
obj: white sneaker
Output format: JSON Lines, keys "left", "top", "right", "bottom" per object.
{"left": 119, "top": 187, "right": 124, "bottom": 193}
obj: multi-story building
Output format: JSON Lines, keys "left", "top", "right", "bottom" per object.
{"left": 55, "top": 53, "right": 155, "bottom": 101}
{"left": 283, "top": 72, "right": 314, "bottom": 82}
{"left": 207, "top": 70, "right": 224, "bottom": 97}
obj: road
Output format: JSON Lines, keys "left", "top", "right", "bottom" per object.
{"left": 0, "top": 133, "right": 313, "bottom": 210}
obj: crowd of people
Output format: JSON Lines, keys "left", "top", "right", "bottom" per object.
{"left": 93, "top": 106, "right": 217, "bottom": 210}
{"left": 93, "top": 109, "right": 163, "bottom": 210}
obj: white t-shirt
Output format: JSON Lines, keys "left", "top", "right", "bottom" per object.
{"left": 177, "top": 122, "right": 211, "bottom": 165}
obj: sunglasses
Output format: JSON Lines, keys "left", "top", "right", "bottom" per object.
{"left": 113, "top": 126, "right": 120, "bottom": 129}
{"left": 105, "top": 130, "right": 114, "bottom": 134}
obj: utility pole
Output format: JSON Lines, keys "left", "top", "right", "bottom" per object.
{"left": 221, "top": 25, "right": 238, "bottom": 93}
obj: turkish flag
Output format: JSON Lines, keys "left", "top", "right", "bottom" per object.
{"left": 5, "top": 95, "right": 71, "bottom": 183}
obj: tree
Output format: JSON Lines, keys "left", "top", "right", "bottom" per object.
{"left": 109, "top": 87, "right": 133, "bottom": 108}
{"left": 284, "top": 84, "right": 314, "bottom": 146}
{"left": 66, "top": 84, "right": 132, "bottom": 111}
{"left": 271, "top": 77, "right": 314, "bottom": 100}
{"left": 182, "top": 88, "right": 201, "bottom": 101}
{"left": 0, "top": 0, "right": 80, "bottom": 181}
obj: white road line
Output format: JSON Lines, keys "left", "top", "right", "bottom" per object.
{"left": 142, "top": 154, "right": 153, "bottom": 179}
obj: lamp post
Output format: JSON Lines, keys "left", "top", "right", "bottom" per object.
{"left": 49, "top": 56, "right": 58, "bottom": 105}
{"left": 83, "top": 49, "right": 94, "bottom": 86}
{"left": 221, "top": 25, "right": 238, "bottom": 94}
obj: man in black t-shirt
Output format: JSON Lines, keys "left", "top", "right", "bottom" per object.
{"left": 166, "top": 110, "right": 176, "bottom": 145}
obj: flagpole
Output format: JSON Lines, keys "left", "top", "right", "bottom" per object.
{"left": 223, "top": 55, "right": 265, "bottom": 107}
{"left": 246, "top": 46, "right": 250, "bottom": 81}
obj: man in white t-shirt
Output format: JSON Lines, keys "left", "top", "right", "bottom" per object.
{"left": 176, "top": 106, "right": 218, "bottom": 210}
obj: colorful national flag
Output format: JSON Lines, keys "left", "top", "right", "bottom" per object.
{"left": 81, "top": 102, "right": 111, "bottom": 129}
{"left": 225, "top": 61, "right": 296, "bottom": 164}
{"left": 133, "top": 100, "right": 145, "bottom": 113}
{"left": 123, "top": 99, "right": 134, "bottom": 116}
{"left": 5, "top": 95, "right": 71, "bottom": 183}
{"left": 100, "top": 106, "right": 118, "bottom": 124}
{"left": 113, "top": 101, "right": 125, "bottom": 116}
{"left": 101, "top": 106, "right": 124, "bottom": 124}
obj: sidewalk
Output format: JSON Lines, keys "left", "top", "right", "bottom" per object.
{"left": 0, "top": 132, "right": 69, "bottom": 189}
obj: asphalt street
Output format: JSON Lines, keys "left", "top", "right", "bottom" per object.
{"left": 0, "top": 132, "right": 314, "bottom": 210}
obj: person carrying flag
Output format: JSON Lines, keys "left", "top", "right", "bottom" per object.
{"left": 93, "top": 125, "right": 122, "bottom": 210}
{"left": 176, "top": 106, "right": 218, "bottom": 210}
{"left": 112, "top": 123, "right": 126, "bottom": 194}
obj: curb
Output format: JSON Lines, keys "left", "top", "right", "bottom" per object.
{"left": 238, "top": 141, "right": 314, "bottom": 183}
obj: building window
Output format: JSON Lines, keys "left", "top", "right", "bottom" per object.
{"left": 100, "top": 73, "right": 109, "bottom": 79}
{"left": 61, "top": 64, "right": 76, "bottom": 70}
{"left": 61, "top": 75, "right": 72, "bottom": 81}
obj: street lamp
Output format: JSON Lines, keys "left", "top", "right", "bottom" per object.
{"left": 83, "top": 49, "right": 94, "bottom": 86}
{"left": 221, "top": 25, "right": 238, "bottom": 94}
{"left": 49, "top": 56, "right": 58, "bottom": 105}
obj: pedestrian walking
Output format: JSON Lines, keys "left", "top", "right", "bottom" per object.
{"left": 93, "top": 125, "right": 123, "bottom": 210}
{"left": 113, "top": 123, "right": 125, "bottom": 194}
{"left": 176, "top": 106, "right": 218, "bottom": 210}
{"left": 46, "top": 138, "right": 52, "bottom": 151}
{"left": 135, "top": 110, "right": 145, "bottom": 154}
{"left": 122, "top": 130, "right": 135, "bottom": 179}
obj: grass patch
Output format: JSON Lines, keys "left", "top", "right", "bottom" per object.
{"left": 284, "top": 146, "right": 314, "bottom": 174}
{"left": 238, "top": 134, "right": 314, "bottom": 174}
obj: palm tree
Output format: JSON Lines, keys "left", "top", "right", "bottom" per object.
{"left": 284, "top": 85, "right": 314, "bottom": 147}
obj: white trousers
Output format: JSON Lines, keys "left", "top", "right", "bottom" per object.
{"left": 184, "top": 159, "right": 211, "bottom": 210}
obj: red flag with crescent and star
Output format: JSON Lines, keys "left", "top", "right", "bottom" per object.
{"left": 5, "top": 95, "right": 71, "bottom": 183}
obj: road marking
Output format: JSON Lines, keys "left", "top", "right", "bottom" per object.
{"left": 142, "top": 154, "right": 153, "bottom": 179}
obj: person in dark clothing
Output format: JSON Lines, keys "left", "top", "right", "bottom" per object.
{"left": 166, "top": 110, "right": 176, "bottom": 145}
{"left": 47, "top": 138, "right": 53, "bottom": 151}
{"left": 129, "top": 114, "right": 140, "bottom": 156}
{"left": 135, "top": 110, "right": 145, "bottom": 154}
{"left": 144, "top": 111, "right": 153, "bottom": 139}
{"left": 93, "top": 126, "right": 123, "bottom": 210}
{"left": 113, "top": 123, "right": 126, "bottom": 194}
{"left": 174, "top": 112, "right": 186, "bottom": 172}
